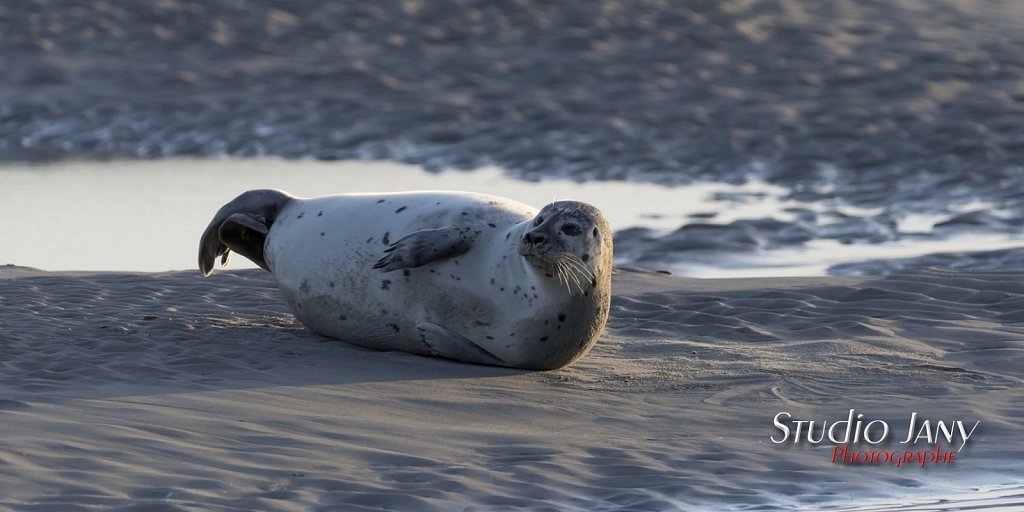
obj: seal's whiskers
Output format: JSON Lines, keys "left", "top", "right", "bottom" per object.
{"left": 552, "top": 259, "right": 569, "bottom": 293}
{"left": 559, "top": 254, "right": 593, "bottom": 294}
{"left": 564, "top": 254, "right": 595, "bottom": 281}
{"left": 551, "top": 253, "right": 591, "bottom": 295}
{"left": 560, "top": 260, "right": 576, "bottom": 294}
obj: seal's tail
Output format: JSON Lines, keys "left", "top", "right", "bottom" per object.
{"left": 198, "top": 189, "right": 293, "bottom": 276}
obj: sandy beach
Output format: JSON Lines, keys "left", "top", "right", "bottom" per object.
{"left": 1, "top": 265, "right": 1021, "bottom": 510}
{"left": 3, "top": 0, "right": 1023, "bottom": 508}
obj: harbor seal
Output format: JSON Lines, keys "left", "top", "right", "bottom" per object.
{"left": 199, "top": 189, "right": 612, "bottom": 370}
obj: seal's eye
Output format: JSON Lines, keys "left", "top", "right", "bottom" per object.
{"left": 561, "top": 224, "right": 581, "bottom": 236}
{"left": 534, "top": 216, "right": 544, "bottom": 227}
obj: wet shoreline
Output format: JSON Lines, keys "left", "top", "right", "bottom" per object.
{"left": 3, "top": 0, "right": 1023, "bottom": 274}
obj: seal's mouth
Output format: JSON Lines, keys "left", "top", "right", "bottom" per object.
{"left": 518, "top": 240, "right": 545, "bottom": 259}
{"left": 518, "top": 241, "right": 558, "bottom": 269}
{"left": 519, "top": 245, "right": 596, "bottom": 295}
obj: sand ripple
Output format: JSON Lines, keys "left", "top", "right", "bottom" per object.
{"left": 0, "top": 267, "right": 1021, "bottom": 510}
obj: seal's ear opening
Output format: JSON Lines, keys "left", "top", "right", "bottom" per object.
{"left": 198, "top": 189, "right": 292, "bottom": 276}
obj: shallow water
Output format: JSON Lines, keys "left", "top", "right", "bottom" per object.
{"left": 0, "top": 158, "right": 777, "bottom": 272}
{"left": 3, "top": 159, "right": 1022, "bottom": 275}
{"left": 818, "top": 482, "right": 1024, "bottom": 512}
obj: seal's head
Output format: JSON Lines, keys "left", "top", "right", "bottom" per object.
{"left": 518, "top": 201, "right": 613, "bottom": 293}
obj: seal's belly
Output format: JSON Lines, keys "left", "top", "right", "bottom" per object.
{"left": 264, "top": 192, "right": 542, "bottom": 357}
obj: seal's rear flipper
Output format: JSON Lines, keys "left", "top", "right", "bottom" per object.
{"left": 199, "top": 189, "right": 293, "bottom": 276}
{"left": 215, "top": 213, "right": 270, "bottom": 271}
{"left": 416, "top": 322, "right": 506, "bottom": 367}
{"left": 373, "top": 226, "right": 474, "bottom": 272}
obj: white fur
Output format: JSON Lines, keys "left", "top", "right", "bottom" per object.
{"left": 263, "top": 191, "right": 599, "bottom": 368}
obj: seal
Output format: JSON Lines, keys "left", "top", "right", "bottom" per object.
{"left": 199, "top": 189, "right": 612, "bottom": 370}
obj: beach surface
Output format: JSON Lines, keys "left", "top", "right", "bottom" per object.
{"left": 1, "top": 265, "right": 1022, "bottom": 510}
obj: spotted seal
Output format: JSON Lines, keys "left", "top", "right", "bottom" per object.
{"left": 199, "top": 189, "right": 612, "bottom": 370}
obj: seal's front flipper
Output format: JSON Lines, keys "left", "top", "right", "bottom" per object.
{"left": 373, "top": 226, "right": 474, "bottom": 272}
{"left": 416, "top": 322, "right": 506, "bottom": 366}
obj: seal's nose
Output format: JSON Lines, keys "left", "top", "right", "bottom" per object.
{"left": 523, "top": 231, "right": 546, "bottom": 244}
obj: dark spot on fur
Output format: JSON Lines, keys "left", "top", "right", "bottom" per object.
{"left": 381, "top": 280, "right": 391, "bottom": 290}
{"left": 500, "top": 287, "right": 505, "bottom": 291}
{"left": 545, "top": 273, "right": 553, "bottom": 278}
{"left": 366, "top": 237, "right": 373, "bottom": 243}
{"left": 488, "top": 223, "right": 497, "bottom": 228}
{"left": 383, "top": 232, "right": 390, "bottom": 245}
{"left": 490, "top": 278, "right": 495, "bottom": 285}
{"left": 403, "top": 270, "right": 411, "bottom": 277}
{"left": 395, "top": 206, "right": 407, "bottom": 213}
{"left": 558, "top": 313, "right": 566, "bottom": 322}
{"left": 338, "top": 314, "right": 347, "bottom": 320}
{"left": 388, "top": 323, "right": 400, "bottom": 333}
{"left": 377, "top": 199, "right": 385, "bottom": 204}
{"left": 544, "top": 320, "right": 549, "bottom": 325}
{"left": 461, "top": 211, "right": 468, "bottom": 215}
{"left": 320, "top": 232, "right": 325, "bottom": 236}
{"left": 581, "top": 254, "right": 590, "bottom": 262}
{"left": 317, "top": 211, "right": 323, "bottom": 217}
{"left": 329, "top": 281, "right": 335, "bottom": 287}
{"left": 506, "top": 233, "right": 511, "bottom": 239}
{"left": 436, "top": 201, "right": 441, "bottom": 205}
{"left": 486, "top": 336, "right": 494, "bottom": 340}
{"left": 584, "top": 291, "right": 589, "bottom": 296}
{"left": 539, "top": 336, "right": 549, "bottom": 342}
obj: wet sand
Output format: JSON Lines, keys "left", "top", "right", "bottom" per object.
{"left": 1, "top": 266, "right": 1021, "bottom": 510}
{"left": 4, "top": 1, "right": 1024, "bottom": 274}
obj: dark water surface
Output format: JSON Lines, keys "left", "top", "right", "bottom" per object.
{"left": 2, "top": 0, "right": 1023, "bottom": 274}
